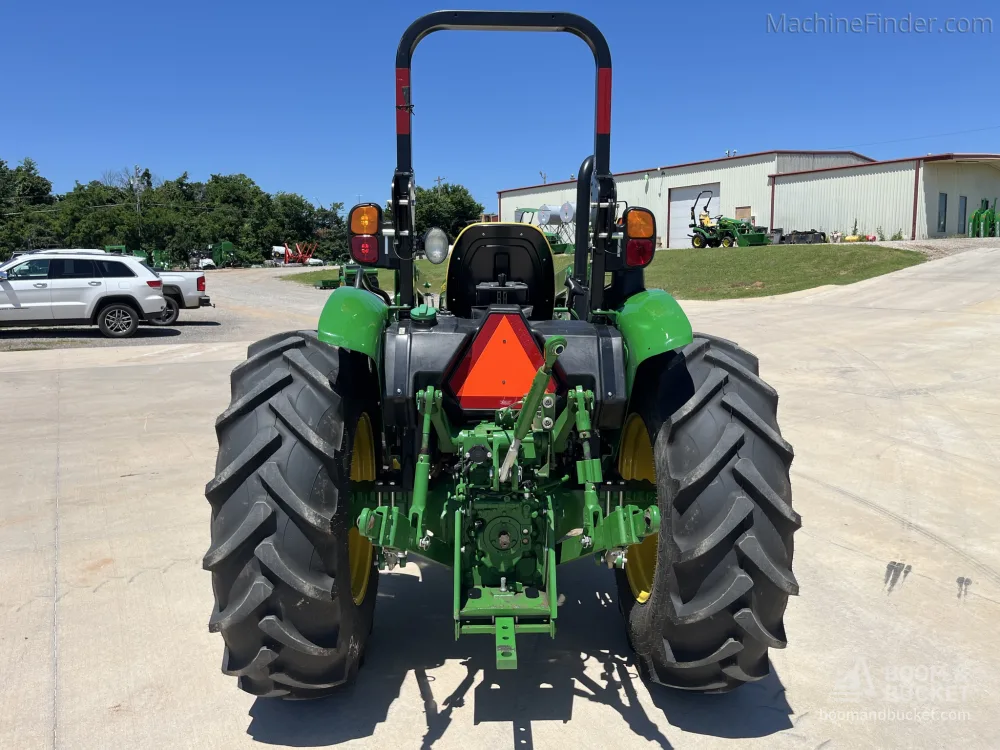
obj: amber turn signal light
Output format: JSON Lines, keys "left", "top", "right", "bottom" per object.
{"left": 625, "top": 207, "right": 655, "bottom": 239}
{"left": 350, "top": 204, "right": 382, "bottom": 235}
{"left": 622, "top": 207, "right": 656, "bottom": 268}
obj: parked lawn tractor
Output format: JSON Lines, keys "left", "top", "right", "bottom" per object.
{"left": 204, "top": 10, "right": 798, "bottom": 701}
{"left": 689, "top": 191, "right": 771, "bottom": 248}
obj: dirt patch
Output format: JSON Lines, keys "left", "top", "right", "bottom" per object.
{"left": 84, "top": 557, "right": 114, "bottom": 572}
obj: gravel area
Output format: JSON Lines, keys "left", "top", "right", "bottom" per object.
{"left": 873, "top": 236, "right": 1000, "bottom": 260}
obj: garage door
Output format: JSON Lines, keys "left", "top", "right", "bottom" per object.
{"left": 669, "top": 183, "right": 720, "bottom": 248}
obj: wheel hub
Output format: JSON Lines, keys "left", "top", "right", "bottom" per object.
{"left": 106, "top": 308, "right": 132, "bottom": 334}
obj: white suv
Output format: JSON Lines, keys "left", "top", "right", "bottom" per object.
{"left": 0, "top": 251, "right": 166, "bottom": 338}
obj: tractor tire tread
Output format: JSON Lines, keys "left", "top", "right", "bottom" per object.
{"left": 616, "top": 334, "right": 796, "bottom": 692}
{"left": 206, "top": 330, "right": 377, "bottom": 699}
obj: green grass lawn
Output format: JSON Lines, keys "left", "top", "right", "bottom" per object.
{"left": 282, "top": 243, "right": 924, "bottom": 301}
{"left": 646, "top": 243, "right": 925, "bottom": 300}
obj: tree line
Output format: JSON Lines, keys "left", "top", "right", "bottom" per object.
{"left": 0, "top": 158, "right": 484, "bottom": 266}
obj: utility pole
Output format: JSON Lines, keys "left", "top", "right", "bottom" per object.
{"left": 433, "top": 176, "right": 446, "bottom": 191}
{"left": 356, "top": 193, "right": 363, "bottom": 205}
{"left": 131, "top": 165, "right": 144, "bottom": 248}
{"left": 539, "top": 171, "right": 547, "bottom": 184}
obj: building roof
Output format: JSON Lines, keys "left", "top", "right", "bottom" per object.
{"left": 497, "top": 149, "right": 876, "bottom": 194}
{"left": 769, "top": 152, "right": 1000, "bottom": 178}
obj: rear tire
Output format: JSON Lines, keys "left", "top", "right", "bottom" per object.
{"left": 97, "top": 302, "right": 139, "bottom": 338}
{"left": 691, "top": 234, "right": 706, "bottom": 249}
{"left": 149, "top": 296, "right": 179, "bottom": 326}
{"left": 614, "top": 334, "right": 799, "bottom": 692}
{"left": 205, "top": 330, "right": 380, "bottom": 699}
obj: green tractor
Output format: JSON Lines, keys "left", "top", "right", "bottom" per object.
{"left": 104, "top": 245, "right": 170, "bottom": 270}
{"left": 204, "top": 11, "right": 798, "bottom": 700}
{"left": 689, "top": 191, "right": 771, "bottom": 248}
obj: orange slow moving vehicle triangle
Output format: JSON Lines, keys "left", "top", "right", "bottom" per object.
{"left": 450, "top": 314, "right": 555, "bottom": 409}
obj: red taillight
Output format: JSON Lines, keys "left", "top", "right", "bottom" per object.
{"left": 147, "top": 279, "right": 162, "bottom": 288}
{"left": 625, "top": 239, "right": 654, "bottom": 268}
{"left": 447, "top": 313, "right": 555, "bottom": 409}
{"left": 351, "top": 235, "right": 379, "bottom": 264}
{"left": 197, "top": 275, "right": 205, "bottom": 292}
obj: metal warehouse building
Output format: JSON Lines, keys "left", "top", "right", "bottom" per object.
{"left": 497, "top": 150, "right": 1000, "bottom": 246}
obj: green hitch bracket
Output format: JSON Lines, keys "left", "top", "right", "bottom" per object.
{"left": 495, "top": 617, "right": 517, "bottom": 669}
{"left": 412, "top": 386, "right": 439, "bottom": 550}
{"left": 593, "top": 503, "right": 661, "bottom": 552}
{"left": 551, "top": 393, "right": 578, "bottom": 453}
{"left": 499, "top": 336, "right": 567, "bottom": 482}
{"left": 570, "top": 387, "right": 603, "bottom": 547}
{"left": 357, "top": 505, "right": 413, "bottom": 552}
{"left": 429, "top": 389, "right": 457, "bottom": 453}
{"left": 453, "top": 506, "right": 462, "bottom": 640}
{"left": 546, "top": 494, "right": 558, "bottom": 635}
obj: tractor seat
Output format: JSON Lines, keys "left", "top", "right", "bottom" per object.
{"left": 445, "top": 224, "right": 555, "bottom": 320}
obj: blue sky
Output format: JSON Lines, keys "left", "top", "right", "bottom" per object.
{"left": 2, "top": 0, "right": 997, "bottom": 213}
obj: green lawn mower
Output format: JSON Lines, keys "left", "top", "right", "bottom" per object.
{"left": 689, "top": 191, "right": 771, "bottom": 248}
{"left": 204, "top": 10, "right": 798, "bottom": 701}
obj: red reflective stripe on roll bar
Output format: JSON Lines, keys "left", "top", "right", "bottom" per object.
{"left": 597, "top": 67, "right": 611, "bottom": 134}
{"left": 396, "top": 67, "right": 411, "bottom": 134}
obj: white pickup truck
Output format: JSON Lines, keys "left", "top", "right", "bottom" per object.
{"left": 155, "top": 269, "right": 213, "bottom": 325}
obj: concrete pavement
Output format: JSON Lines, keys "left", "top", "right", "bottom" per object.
{"left": 2, "top": 247, "right": 999, "bottom": 749}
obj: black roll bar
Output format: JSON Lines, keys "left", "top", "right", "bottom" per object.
{"left": 391, "top": 11, "right": 614, "bottom": 308}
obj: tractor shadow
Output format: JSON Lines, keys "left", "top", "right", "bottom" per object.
{"left": 247, "top": 560, "right": 792, "bottom": 748}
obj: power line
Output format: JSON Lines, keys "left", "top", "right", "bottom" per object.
{"left": 2, "top": 200, "right": 246, "bottom": 218}
{"left": 835, "top": 123, "right": 1000, "bottom": 150}
{"left": 1, "top": 202, "right": 131, "bottom": 217}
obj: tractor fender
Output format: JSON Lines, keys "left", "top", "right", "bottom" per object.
{"left": 317, "top": 286, "right": 388, "bottom": 365}
{"left": 617, "top": 289, "right": 693, "bottom": 390}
